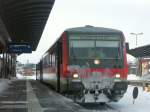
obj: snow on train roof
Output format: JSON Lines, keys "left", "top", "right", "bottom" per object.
{"left": 66, "top": 25, "right": 122, "bottom": 34}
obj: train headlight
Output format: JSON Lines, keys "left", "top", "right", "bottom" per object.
{"left": 115, "top": 74, "right": 120, "bottom": 78}
{"left": 94, "top": 59, "right": 100, "bottom": 65}
{"left": 73, "top": 73, "right": 79, "bottom": 79}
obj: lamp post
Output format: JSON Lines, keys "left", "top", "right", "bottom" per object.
{"left": 130, "top": 32, "right": 143, "bottom": 77}
{"left": 130, "top": 32, "right": 143, "bottom": 47}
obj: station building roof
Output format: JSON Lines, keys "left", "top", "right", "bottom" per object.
{"left": 0, "top": 0, "right": 55, "bottom": 51}
{"left": 128, "top": 44, "right": 150, "bottom": 58}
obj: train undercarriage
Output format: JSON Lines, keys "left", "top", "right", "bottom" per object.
{"left": 63, "top": 79, "right": 128, "bottom": 103}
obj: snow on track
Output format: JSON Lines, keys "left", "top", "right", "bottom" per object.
{"left": 79, "top": 85, "right": 150, "bottom": 112}
{"left": 79, "top": 103, "right": 120, "bottom": 112}
{"left": 109, "top": 85, "right": 150, "bottom": 112}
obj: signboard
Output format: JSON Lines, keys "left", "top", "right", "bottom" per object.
{"left": 7, "top": 42, "right": 32, "bottom": 53}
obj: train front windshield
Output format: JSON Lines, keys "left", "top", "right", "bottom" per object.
{"left": 69, "top": 35, "right": 124, "bottom": 68}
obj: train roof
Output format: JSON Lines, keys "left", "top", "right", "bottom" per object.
{"left": 44, "top": 26, "right": 124, "bottom": 55}
{"left": 66, "top": 25, "right": 123, "bottom": 35}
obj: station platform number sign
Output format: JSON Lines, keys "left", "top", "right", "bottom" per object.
{"left": 7, "top": 42, "right": 32, "bottom": 53}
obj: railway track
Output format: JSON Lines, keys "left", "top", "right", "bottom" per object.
{"left": 79, "top": 103, "right": 120, "bottom": 112}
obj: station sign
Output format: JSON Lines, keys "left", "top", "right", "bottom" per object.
{"left": 7, "top": 42, "right": 32, "bottom": 53}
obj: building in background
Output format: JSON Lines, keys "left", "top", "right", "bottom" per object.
{"left": 16, "top": 62, "right": 36, "bottom": 76}
{"left": 128, "top": 61, "right": 137, "bottom": 75}
{"left": 139, "top": 58, "right": 150, "bottom": 76}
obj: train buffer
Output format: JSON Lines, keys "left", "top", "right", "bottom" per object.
{"left": 0, "top": 79, "right": 89, "bottom": 112}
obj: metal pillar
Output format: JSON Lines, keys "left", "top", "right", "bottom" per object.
{"left": 5, "top": 53, "right": 9, "bottom": 78}
{"left": 2, "top": 52, "right": 5, "bottom": 78}
{"left": 9, "top": 54, "right": 12, "bottom": 78}
{"left": 0, "top": 52, "right": 3, "bottom": 78}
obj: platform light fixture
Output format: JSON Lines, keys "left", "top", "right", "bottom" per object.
{"left": 130, "top": 32, "right": 143, "bottom": 47}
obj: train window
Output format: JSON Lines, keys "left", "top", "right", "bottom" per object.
{"left": 96, "top": 41, "right": 119, "bottom": 47}
{"left": 95, "top": 40, "right": 121, "bottom": 59}
{"left": 49, "top": 54, "right": 51, "bottom": 67}
{"left": 50, "top": 54, "right": 52, "bottom": 67}
{"left": 52, "top": 53, "right": 55, "bottom": 66}
{"left": 50, "top": 53, "right": 52, "bottom": 67}
{"left": 69, "top": 38, "right": 122, "bottom": 59}
{"left": 43, "top": 54, "right": 49, "bottom": 67}
{"left": 59, "top": 42, "right": 62, "bottom": 64}
{"left": 70, "top": 40, "right": 94, "bottom": 48}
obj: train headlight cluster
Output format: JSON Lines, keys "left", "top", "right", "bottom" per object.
{"left": 73, "top": 73, "right": 79, "bottom": 79}
{"left": 94, "top": 59, "right": 100, "bottom": 65}
{"left": 115, "top": 74, "right": 120, "bottom": 78}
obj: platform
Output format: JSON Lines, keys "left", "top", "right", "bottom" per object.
{"left": 0, "top": 79, "right": 88, "bottom": 112}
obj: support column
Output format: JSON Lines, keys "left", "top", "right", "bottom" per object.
{"left": 2, "top": 52, "right": 5, "bottom": 78}
{"left": 5, "top": 53, "right": 8, "bottom": 78}
{"left": 0, "top": 60, "right": 1, "bottom": 78}
{"left": 10, "top": 54, "right": 13, "bottom": 78}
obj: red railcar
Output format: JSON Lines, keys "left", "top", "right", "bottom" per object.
{"left": 36, "top": 26, "right": 128, "bottom": 102}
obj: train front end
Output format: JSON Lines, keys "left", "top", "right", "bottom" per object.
{"left": 66, "top": 26, "right": 128, "bottom": 102}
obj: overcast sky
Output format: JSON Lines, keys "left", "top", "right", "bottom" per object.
{"left": 17, "top": 0, "right": 150, "bottom": 64}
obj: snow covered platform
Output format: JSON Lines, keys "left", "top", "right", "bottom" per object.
{"left": 0, "top": 79, "right": 88, "bottom": 112}
{"left": 109, "top": 85, "right": 150, "bottom": 112}
{"left": 1, "top": 79, "right": 150, "bottom": 112}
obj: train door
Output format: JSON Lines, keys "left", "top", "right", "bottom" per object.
{"left": 40, "top": 60, "right": 43, "bottom": 81}
{"left": 56, "top": 40, "right": 62, "bottom": 92}
{"left": 35, "top": 64, "right": 38, "bottom": 80}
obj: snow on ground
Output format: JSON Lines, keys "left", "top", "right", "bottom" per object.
{"left": 127, "top": 74, "right": 140, "bottom": 80}
{"left": 127, "top": 74, "right": 150, "bottom": 81}
{"left": 26, "top": 74, "right": 36, "bottom": 80}
{"left": 16, "top": 73, "right": 36, "bottom": 80}
{"left": 16, "top": 73, "right": 26, "bottom": 79}
{"left": 0, "top": 79, "right": 11, "bottom": 94}
{"left": 109, "top": 85, "right": 150, "bottom": 112}
{"left": 140, "top": 74, "right": 150, "bottom": 81}
{"left": 127, "top": 54, "right": 136, "bottom": 62}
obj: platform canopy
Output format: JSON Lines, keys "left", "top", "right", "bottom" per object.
{"left": 128, "top": 44, "right": 150, "bottom": 58}
{"left": 0, "top": 0, "right": 55, "bottom": 51}
{"left": 0, "top": 17, "right": 11, "bottom": 49}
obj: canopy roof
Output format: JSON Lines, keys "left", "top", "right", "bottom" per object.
{"left": 0, "top": 0, "right": 55, "bottom": 50}
{"left": 128, "top": 44, "right": 150, "bottom": 58}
